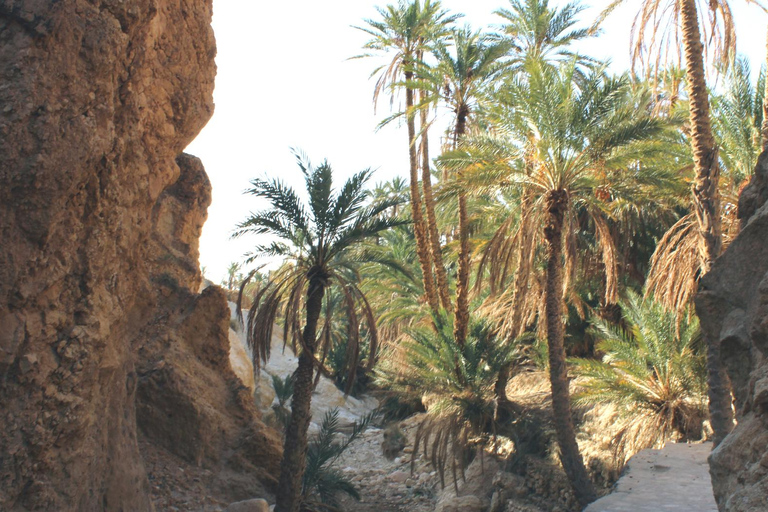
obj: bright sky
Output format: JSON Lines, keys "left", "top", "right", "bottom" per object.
{"left": 186, "top": 0, "right": 767, "bottom": 285}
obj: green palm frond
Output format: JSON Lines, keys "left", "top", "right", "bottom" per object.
{"left": 572, "top": 291, "right": 707, "bottom": 462}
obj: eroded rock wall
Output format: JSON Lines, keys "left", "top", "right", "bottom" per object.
{"left": 696, "top": 151, "right": 768, "bottom": 511}
{"left": 0, "top": 2, "right": 280, "bottom": 510}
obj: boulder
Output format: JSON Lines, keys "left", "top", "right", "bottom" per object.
{"left": 435, "top": 495, "right": 486, "bottom": 512}
{"left": 224, "top": 498, "right": 270, "bottom": 512}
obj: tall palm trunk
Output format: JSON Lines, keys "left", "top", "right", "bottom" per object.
{"left": 406, "top": 70, "right": 440, "bottom": 316}
{"left": 543, "top": 190, "right": 596, "bottom": 508}
{"left": 678, "top": 0, "right": 733, "bottom": 444}
{"left": 453, "top": 105, "right": 471, "bottom": 347}
{"left": 420, "top": 90, "right": 452, "bottom": 313}
{"left": 274, "top": 276, "right": 325, "bottom": 512}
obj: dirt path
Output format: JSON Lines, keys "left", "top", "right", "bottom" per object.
{"left": 584, "top": 442, "right": 717, "bottom": 512}
{"left": 336, "top": 415, "right": 442, "bottom": 512}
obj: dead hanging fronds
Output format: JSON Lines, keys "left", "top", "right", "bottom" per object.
{"left": 644, "top": 213, "right": 700, "bottom": 312}
{"left": 595, "top": 0, "right": 744, "bottom": 81}
{"left": 411, "top": 411, "right": 481, "bottom": 494}
{"left": 475, "top": 191, "right": 545, "bottom": 340}
{"left": 592, "top": 214, "right": 619, "bottom": 305}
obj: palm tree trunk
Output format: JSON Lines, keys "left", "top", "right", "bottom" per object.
{"left": 453, "top": 106, "right": 470, "bottom": 347}
{"left": 406, "top": 71, "right": 440, "bottom": 316}
{"left": 274, "top": 277, "right": 325, "bottom": 512}
{"left": 680, "top": 0, "right": 721, "bottom": 271}
{"left": 420, "top": 91, "right": 452, "bottom": 313}
{"left": 543, "top": 190, "right": 596, "bottom": 508}
{"left": 678, "top": 0, "right": 733, "bottom": 444}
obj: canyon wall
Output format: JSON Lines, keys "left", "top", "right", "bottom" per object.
{"left": 0, "top": 1, "right": 280, "bottom": 510}
{"left": 696, "top": 151, "right": 768, "bottom": 511}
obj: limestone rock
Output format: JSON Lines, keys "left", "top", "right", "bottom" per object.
{"left": 435, "top": 495, "right": 486, "bottom": 512}
{"left": 697, "top": 149, "right": 768, "bottom": 510}
{"left": 230, "top": 328, "right": 255, "bottom": 393}
{"left": 224, "top": 498, "right": 270, "bottom": 512}
{"left": 382, "top": 423, "right": 407, "bottom": 460}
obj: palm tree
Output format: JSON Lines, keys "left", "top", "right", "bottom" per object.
{"left": 414, "top": 1, "right": 460, "bottom": 313}
{"left": 595, "top": 0, "right": 746, "bottom": 444}
{"left": 233, "top": 153, "right": 404, "bottom": 512}
{"left": 712, "top": 57, "right": 764, "bottom": 186}
{"left": 573, "top": 292, "right": 707, "bottom": 465}
{"left": 355, "top": 0, "right": 459, "bottom": 316}
{"left": 429, "top": 27, "right": 511, "bottom": 347}
{"left": 443, "top": 64, "right": 671, "bottom": 507}
{"left": 223, "top": 261, "right": 242, "bottom": 292}
{"left": 646, "top": 58, "right": 764, "bottom": 313}
{"left": 495, "top": 0, "right": 598, "bottom": 73}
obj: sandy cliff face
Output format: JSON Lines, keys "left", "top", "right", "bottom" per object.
{"left": 696, "top": 152, "right": 768, "bottom": 511}
{"left": 0, "top": 2, "right": 280, "bottom": 510}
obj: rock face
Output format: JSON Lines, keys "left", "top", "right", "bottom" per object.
{"left": 696, "top": 151, "right": 768, "bottom": 511}
{"left": 0, "top": 2, "right": 280, "bottom": 510}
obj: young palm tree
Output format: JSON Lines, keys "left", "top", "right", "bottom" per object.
{"left": 428, "top": 27, "right": 511, "bottom": 347}
{"left": 233, "top": 153, "right": 404, "bottom": 512}
{"left": 573, "top": 292, "right": 707, "bottom": 465}
{"left": 443, "top": 64, "right": 671, "bottom": 507}
{"left": 376, "top": 313, "right": 521, "bottom": 491}
{"left": 355, "top": 0, "right": 459, "bottom": 316}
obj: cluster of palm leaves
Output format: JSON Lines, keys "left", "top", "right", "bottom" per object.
{"left": 377, "top": 313, "right": 521, "bottom": 491}
{"left": 572, "top": 292, "right": 707, "bottom": 464}
{"left": 231, "top": 0, "right": 767, "bottom": 510}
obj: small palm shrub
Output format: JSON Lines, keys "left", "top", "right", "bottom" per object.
{"left": 572, "top": 291, "right": 707, "bottom": 463}
{"left": 301, "top": 409, "right": 375, "bottom": 512}
{"left": 269, "top": 374, "right": 294, "bottom": 435}
{"left": 377, "top": 313, "right": 520, "bottom": 490}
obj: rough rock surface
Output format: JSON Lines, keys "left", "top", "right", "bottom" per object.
{"left": 696, "top": 150, "right": 768, "bottom": 511}
{"left": 0, "top": 1, "right": 280, "bottom": 510}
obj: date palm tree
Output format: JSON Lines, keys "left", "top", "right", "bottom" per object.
{"left": 495, "top": 0, "right": 598, "bottom": 74}
{"left": 428, "top": 27, "right": 511, "bottom": 347}
{"left": 355, "top": 0, "right": 460, "bottom": 316}
{"left": 233, "top": 153, "right": 404, "bottom": 512}
{"left": 442, "top": 64, "right": 671, "bottom": 507}
{"left": 595, "top": 0, "right": 762, "bottom": 444}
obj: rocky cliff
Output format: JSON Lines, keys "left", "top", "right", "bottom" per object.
{"left": 696, "top": 151, "right": 768, "bottom": 511}
{"left": 0, "top": 1, "right": 280, "bottom": 510}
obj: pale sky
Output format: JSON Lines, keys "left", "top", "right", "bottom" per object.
{"left": 186, "top": 0, "right": 767, "bottom": 284}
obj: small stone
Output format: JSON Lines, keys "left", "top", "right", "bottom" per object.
{"left": 19, "top": 353, "right": 38, "bottom": 373}
{"left": 223, "top": 498, "right": 269, "bottom": 512}
{"left": 389, "top": 470, "right": 409, "bottom": 483}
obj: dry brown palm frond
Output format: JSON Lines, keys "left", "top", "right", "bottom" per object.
{"left": 623, "top": 0, "right": 739, "bottom": 80}
{"left": 645, "top": 213, "right": 700, "bottom": 312}
{"left": 592, "top": 214, "right": 619, "bottom": 305}
{"left": 411, "top": 408, "right": 480, "bottom": 493}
